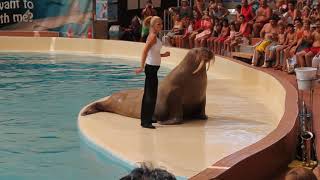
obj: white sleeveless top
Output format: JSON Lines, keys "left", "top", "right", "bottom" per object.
{"left": 146, "top": 37, "right": 162, "bottom": 66}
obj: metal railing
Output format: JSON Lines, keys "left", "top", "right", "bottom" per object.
{"left": 163, "top": 9, "right": 173, "bottom": 35}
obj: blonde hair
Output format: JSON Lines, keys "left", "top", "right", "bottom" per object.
{"left": 303, "top": 6, "right": 310, "bottom": 12}
{"left": 150, "top": 16, "right": 162, "bottom": 28}
{"left": 143, "top": 16, "right": 152, "bottom": 26}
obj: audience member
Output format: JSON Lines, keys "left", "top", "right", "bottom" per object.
{"left": 164, "top": 13, "right": 184, "bottom": 46}
{"left": 285, "top": 167, "right": 317, "bottom": 180}
{"left": 274, "top": 23, "right": 296, "bottom": 70}
{"left": 121, "top": 16, "right": 142, "bottom": 42}
{"left": 147, "top": 0, "right": 320, "bottom": 75}
{"left": 234, "top": 4, "right": 242, "bottom": 30}
{"left": 141, "top": 0, "right": 157, "bottom": 20}
{"left": 263, "top": 24, "right": 286, "bottom": 67}
{"left": 253, "top": 0, "right": 272, "bottom": 37}
{"left": 241, "top": 0, "right": 255, "bottom": 23}
{"left": 208, "top": 1, "right": 218, "bottom": 19}
{"left": 170, "top": 0, "right": 193, "bottom": 19}
{"left": 176, "top": 16, "right": 193, "bottom": 48}
{"left": 214, "top": 19, "right": 230, "bottom": 55}
{"left": 214, "top": 2, "right": 230, "bottom": 20}
{"left": 301, "top": 6, "right": 311, "bottom": 23}
{"left": 283, "top": 18, "right": 303, "bottom": 71}
{"left": 188, "top": 12, "right": 204, "bottom": 48}
{"left": 194, "top": 0, "right": 206, "bottom": 18}
{"left": 291, "top": 20, "right": 312, "bottom": 64}
{"left": 283, "top": 1, "right": 299, "bottom": 25}
{"left": 230, "top": 15, "right": 251, "bottom": 52}
{"left": 309, "top": 5, "right": 320, "bottom": 24}
{"left": 120, "top": 163, "right": 176, "bottom": 180}
{"left": 252, "top": 14, "right": 279, "bottom": 66}
{"left": 194, "top": 13, "right": 213, "bottom": 47}
{"left": 223, "top": 22, "right": 236, "bottom": 56}
{"left": 297, "top": 21, "right": 320, "bottom": 67}
{"left": 207, "top": 19, "right": 222, "bottom": 51}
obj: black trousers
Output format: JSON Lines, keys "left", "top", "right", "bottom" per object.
{"left": 141, "top": 64, "right": 160, "bottom": 125}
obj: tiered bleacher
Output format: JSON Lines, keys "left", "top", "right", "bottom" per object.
{"left": 120, "top": 0, "right": 320, "bottom": 75}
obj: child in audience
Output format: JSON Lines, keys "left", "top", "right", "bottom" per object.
{"left": 275, "top": 24, "right": 296, "bottom": 70}
{"left": 273, "top": 24, "right": 296, "bottom": 70}
{"left": 263, "top": 24, "right": 286, "bottom": 67}
{"left": 214, "top": 19, "right": 230, "bottom": 54}
{"left": 207, "top": 20, "right": 222, "bottom": 51}
{"left": 223, "top": 22, "right": 236, "bottom": 56}
{"left": 283, "top": 18, "right": 304, "bottom": 71}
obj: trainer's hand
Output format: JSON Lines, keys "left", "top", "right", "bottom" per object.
{"left": 163, "top": 51, "right": 170, "bottom": 57}
{"left": 135, "top": 67, "right": 144, "bottom": 74}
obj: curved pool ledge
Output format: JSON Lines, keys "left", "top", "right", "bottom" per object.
{"left": 0, "top": 37, "right": 298, "bottom": 179}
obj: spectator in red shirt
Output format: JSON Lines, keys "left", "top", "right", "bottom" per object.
{"left": 141, "top": 0, "right": 157, "bottom": 20}
{"left": 241, "top": 0, "right": 255, "bottom": 23}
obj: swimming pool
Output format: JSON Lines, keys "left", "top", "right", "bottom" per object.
{"left": 0, "top": 52, "right": 170, "bottom": 180}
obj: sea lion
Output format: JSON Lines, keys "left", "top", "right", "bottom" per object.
{"left": 81, "top": 48, "right": 214, "bottom": 125}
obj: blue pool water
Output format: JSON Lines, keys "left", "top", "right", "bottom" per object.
{"left": 0, "top": 52, "right": 170, "bottom": 180}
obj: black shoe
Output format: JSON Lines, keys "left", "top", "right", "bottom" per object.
{"left": 141, "top": 124, "right": 156, "bottom": 129}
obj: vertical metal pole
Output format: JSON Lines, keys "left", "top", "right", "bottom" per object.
{"left": 309, "top": 88, "right": 314, "bottom": 132}
{"left": 301, "top": 131, "right": 313, "bottom": 166}
{"left": 92, "top": 0, "right": 96, "bottom": 38}
{"left": 177, "top": 0, "right": 180, "bottom": 7}
{"left": 164, "top": 10, "right": 166, "bottom": 31}
{"left": 170, "top": 12, "right": 172, "bottom": 30}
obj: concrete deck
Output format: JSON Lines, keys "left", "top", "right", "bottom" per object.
{"left": 0, "top": 37, "right": 288, "bottom": 178}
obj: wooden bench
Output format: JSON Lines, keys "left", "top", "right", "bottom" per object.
{"left": 230, "top": 38, "right": 262, "bottom": 62}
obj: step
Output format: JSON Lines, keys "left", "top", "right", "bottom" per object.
{"left": 231, "top": 52, "right": 253, "bottom": 60}
{"left": 239, "top": 44, "right": 255, "bottom": 54}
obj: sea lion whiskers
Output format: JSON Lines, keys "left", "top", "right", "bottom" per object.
{"left": 193, "top": 60, "right": 205, "bottom": 74}
{"left": 193, "top": 48, "right": 214, "bottom": 74}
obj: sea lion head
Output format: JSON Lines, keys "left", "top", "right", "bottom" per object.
{"left": 192, "top": 48, "right": 215, "bottom": 74}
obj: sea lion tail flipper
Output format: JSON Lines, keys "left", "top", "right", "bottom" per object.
{"left": 81, "top": 102, "right": 105, "bottom": 116}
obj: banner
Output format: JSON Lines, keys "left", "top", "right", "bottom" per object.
{"left": 0, "top": 0, "right": 93, "bottom": 38}
{"left": 96, "top": 0, "right": 108, "bottom": 20}
{"left": 96, "top": 0, "right": 118, "bottom": 22}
